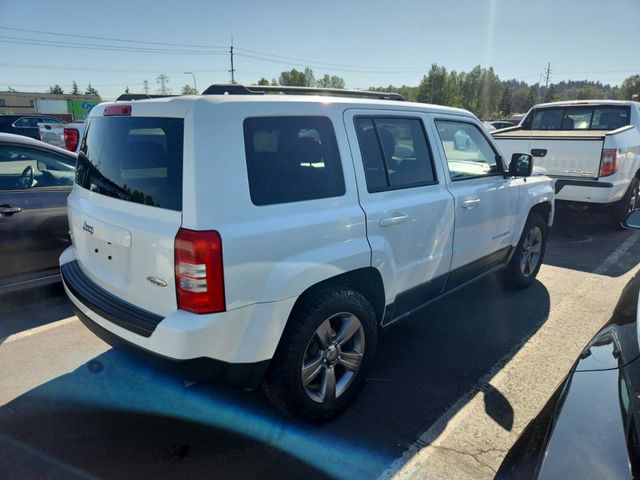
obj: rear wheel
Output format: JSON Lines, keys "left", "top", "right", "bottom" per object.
{"left": 263, "top": 288, "right": 378, "bottom": 422}
{"left": 609, "top": 177, "right": 639, "bottom": 228}
{"left": 502, "top": 213, "right": 547, "bottom": 289}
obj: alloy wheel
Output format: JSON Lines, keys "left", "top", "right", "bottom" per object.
{"left": 520, "top": 226, "right": 543, "bottom": 277}
{"left": 301, "top": 313, "right": 365, "bottom": 403}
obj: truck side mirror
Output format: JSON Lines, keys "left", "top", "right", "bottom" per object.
{"left": 623, "top": 210, "right": 640, "bottom": 230}
{"left": 509, "top": 153, "right": 533, "bottom": 177}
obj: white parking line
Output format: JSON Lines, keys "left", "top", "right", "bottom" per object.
{"left": 379, "top": 231, "right": 640, "bottom": 480}
{"left": 2, "top": 317, "right": 78, "bottom": 344}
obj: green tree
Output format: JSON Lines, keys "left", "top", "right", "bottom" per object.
{"left": 544, "top": 84, "right": 557, "bottom": 103}
{"left": 181, "top": 84, "right": 197, "bottom": 95}
{"left": 49, "top": 84, "right": 64, "bottom": 94}
{"left": 278, "top": 68, "right": 316, "bottom": 87}
{"left": 576, "top": 85, "right": 602, "bottom": 100}
{"left": 317, "top": 74, "right": 346, "bottom": 89}
{"left": 620, "top": 74, "right": 640, "bottom": 100}
{"left": 71, "top": 81, "right": 80, "bottom": 95}
{"left": 278, "top": 69, "right": 308, "bottom": 86}
{"left": 257, "top": 78, "right": 270, "bottom": 86}
{"left": 85, "top": 83, "right": 99, "bottom": 96}
{"left": 500, "top": 86, "right": 512, "bottom": 117}
{"left": 479, "top": 67, "right": 501, "bottom": 119}
{"left": 125, "top": 86, "right": 130, "bottom": 94}
{"left": 303, "top": 67, "right": 316, "bottom": 87}
{"left": 523, "top": 84, "right": 538, "bottom": 111}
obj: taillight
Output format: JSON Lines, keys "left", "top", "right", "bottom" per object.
{"left": 600, "top": 149, "right": 617, "bottom": 177}
{"left": 174, "top": 228, "right": 225, "bottom": 314}
{"left": 63, "top": 128, "right": 79, "bottom": 152}
{"left": 104, "top": 104, "right": 131, "bottom": 116}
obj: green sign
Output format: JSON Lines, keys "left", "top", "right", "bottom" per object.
{"left": 68, "top": 99, "right": 99, "bottom": 121}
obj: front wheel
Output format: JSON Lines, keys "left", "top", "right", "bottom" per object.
{"left": 501, "top": 213, "right": 548, "bottom": 289}
{"left": 263, "top": 288, "right": 378, "bottom": 422}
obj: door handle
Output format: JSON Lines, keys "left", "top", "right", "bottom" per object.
{"left": 462, "top": 198, "right": 481, "bottom": 209}
{"left": 379, "top": 213, "right": 409, "bottom": 227}
{"left": 0, "top": 205, "right": 22, "bottom": 216}
{"left": 531, "top": 148, "right": 547, "bottom": 157}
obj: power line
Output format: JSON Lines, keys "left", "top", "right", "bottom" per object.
{"left": 235, "top": 53, "right": 424, "bottom": 74}
{"left": 0, "top": 62, "right": 230, "bottom": 74}
{"left": 0, "top": 36, "right": 227, "bottom": 55}
{"left": 234, "top": 46, "right": 423, "bottom": 72}
{"left": 0, "top": 25, "right": 227, "bottom": 49}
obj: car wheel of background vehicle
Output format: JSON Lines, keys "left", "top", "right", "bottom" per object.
{"left": 501, "top": 213, "right": 547, "bottom": 289}
{"left": 263, "top": 287, "right": 378, "bottom": 422}
{"left": 609, "top": 177, "right": 639, "bottom": 228}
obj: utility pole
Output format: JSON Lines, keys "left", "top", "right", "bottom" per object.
{"left": 143, "top": 80, "right": 149, "bottom": 95}
{"left": 229, "top": 36, "right": 236, "bottom": 84}
{"left": 156, "top": 74, "right": 170, "bottom": 94}
{"left": 543, "top": 62, "right": 552, "bottom": 90}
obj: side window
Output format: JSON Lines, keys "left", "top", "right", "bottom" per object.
{"left": 435, "top": 120, "right": 501, "bottom": 180}
{"left": 0, "top": 145, "right": 75, "bottom": 190}
{"left": 13, "top": 117, "right": 39, "bottom": 128}
{"left": 354, "top": 116, "right": 436, "bottom": 192}
{"left": 243, "top": 116, "right": 345, "bottom": 206}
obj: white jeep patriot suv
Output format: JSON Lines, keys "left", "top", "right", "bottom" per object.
{"left": 60, "top": 85, "right": 554, "bottom": 421}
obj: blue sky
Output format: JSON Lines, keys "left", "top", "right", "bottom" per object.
{"left": 1, "top": 0, "right": 638, "bottom": 100}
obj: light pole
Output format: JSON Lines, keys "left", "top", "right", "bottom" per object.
{"left": 184, "top": 72, "right": 197, "bottom": 94}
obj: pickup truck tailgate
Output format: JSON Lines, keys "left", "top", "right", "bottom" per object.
{"left": 494, "top": 130, "right": 605, "bottom": 179}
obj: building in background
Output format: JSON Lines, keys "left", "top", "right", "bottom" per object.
{"left": 0, "top": 91, "right": 101, "bottom": 121}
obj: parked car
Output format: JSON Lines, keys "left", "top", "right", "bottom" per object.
{"left": 493, "top": 100, "right": 640, "bottom": 227}
{"left": 60, "top": 84, "right": 554, "bottom": 421}
{"left": 496, "top": 209, "right": 640, "bottom": 479}
{"left": 0, "top": 114, "right": 66, "bottom": 140}
{"left": 0, "top": 133, "right": 76, "bottom": 293}
{"left": 38, "top": 121, "right": 86, "bottom": 153}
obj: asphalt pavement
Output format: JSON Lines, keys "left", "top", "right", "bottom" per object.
{"left": 1, "top": 205, "right": 640, "bottom": 480}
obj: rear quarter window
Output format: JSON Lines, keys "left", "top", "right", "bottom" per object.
{"left": 243, "top": 116, "right": 345, "bottom": 206}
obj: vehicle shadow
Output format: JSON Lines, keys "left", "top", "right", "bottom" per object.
{"left": 0, "top": 283, "right": 73, "bottom": 344}
{"left": 0, "top": 275, "right": 550, "bottom": 480}
{"left": 544, "top": 205, "right": 640, "bottom": 277}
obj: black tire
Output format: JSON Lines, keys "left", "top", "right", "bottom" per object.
{"left": 501, "top": 213, "right": 548, "bottom": 289}
{"left": 263, "top": 287, "right": 378, "bottom": 422}
{"left": 609, "top": 177, "right": 639, "bottom": 229}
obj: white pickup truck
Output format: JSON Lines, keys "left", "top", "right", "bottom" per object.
{"left": 493, "top": 100, "right": 640, "bottom": 226}
{"left": 38, "top": 122, "right": 85, "bottom": 153}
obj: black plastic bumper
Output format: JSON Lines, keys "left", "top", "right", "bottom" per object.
{"left": 73, "top": 306, "right": 270, "bottom": 389}
{"left": 554, "top": 178, "right": 613, "bottom": 194}
{"left": 61, "top": 260, "right": 163, "bottom": 337}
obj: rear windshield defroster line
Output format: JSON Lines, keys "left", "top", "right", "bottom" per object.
{"left": 76, "top": 117, "right": 184, "bottom": 211}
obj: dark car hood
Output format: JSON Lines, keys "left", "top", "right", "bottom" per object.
{"left": 496, "top": 271, "right": 640, "bottom": 480}
{"left": 574, "top": 271, "right": 640, "bottom": 372}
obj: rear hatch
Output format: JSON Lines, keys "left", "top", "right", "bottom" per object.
{"left": 69, "top": 105, "right": 186, "bottom": 316}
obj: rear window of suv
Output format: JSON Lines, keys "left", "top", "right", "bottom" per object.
{"left": 522, "top": 105, "right": 630, "bottom": 131}
{"left": 76, "top": 117, "right": 184, "bottom": 211}
{"left": 243, "top": 116, "right": 345, "bottom": 206}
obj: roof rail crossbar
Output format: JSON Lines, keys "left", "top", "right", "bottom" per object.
{"left": 201, "top": 84, "right": 406, "bottom": 101}
{"left": 115, "top": 94, "right": 179, "bottom": 101}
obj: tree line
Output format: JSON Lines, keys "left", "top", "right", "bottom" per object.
{"left": 48, "top": 81, "right": 99, "bottom": 96}
{"left": 252, "top": 65, "right": 640, "bottom": 120}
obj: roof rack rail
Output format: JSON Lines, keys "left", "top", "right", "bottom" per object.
{"left": 115, "top": 93, "right": 178, "bottom": 101}
{"left": 201, "top": 84, "right": 406, "bottom": 101}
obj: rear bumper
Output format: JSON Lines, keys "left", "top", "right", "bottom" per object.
{"left": 73, "top": 305, "right": 269, "bottom": 388}
{"left": 60, "top": 247, "right": 297, "bottom": 377}
{"left": 554, "top": 177, "right": 626, "bottom": 204}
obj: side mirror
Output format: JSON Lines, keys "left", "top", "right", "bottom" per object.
{"left": 509, "top": 153, "right": 533, "bottom": 177}
{"left": 623, "top": 210, "right": 640, "bottom": 230}
{"left": 36, "top": 160, "right": 48, "bottom": 172}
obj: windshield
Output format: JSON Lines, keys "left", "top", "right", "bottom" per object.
{"left": 76, "top": 117, "right": 184, "bottom": 211}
